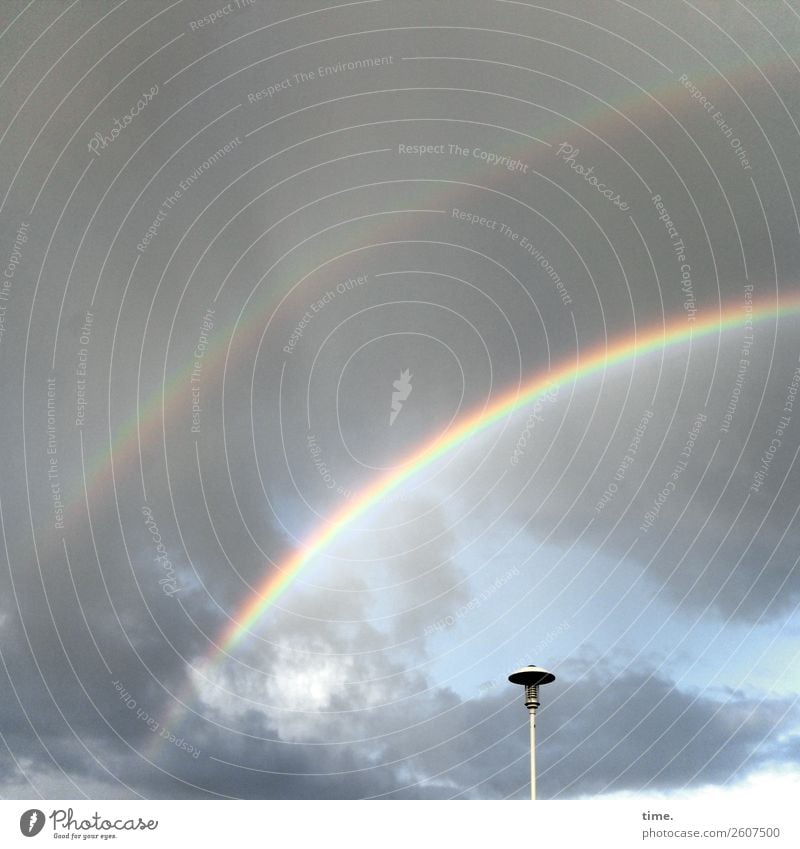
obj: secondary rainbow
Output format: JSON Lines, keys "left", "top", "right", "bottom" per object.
{"left": 67, "top": 58, "right": 790, "bottom": 529}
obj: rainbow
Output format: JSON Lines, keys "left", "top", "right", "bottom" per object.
{"left": 145, "top": 293, "right": 800, "bottom": 758}
{"left": 218, "top": 294, "right": 798, "bottom": 652}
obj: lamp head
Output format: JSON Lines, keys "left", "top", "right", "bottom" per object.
{"left": 508, "top": 665, "right": 555, "bottom": 711}
{"left": 508, "top": 665, "right": 555, "bottom": 687}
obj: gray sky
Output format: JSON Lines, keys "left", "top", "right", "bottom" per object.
{"left": 1, "top": 0, "right": 799, "bottom": 800}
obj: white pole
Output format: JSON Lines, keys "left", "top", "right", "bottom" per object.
{"left": 530, "top": 708, "right": 536, "bottom": 800}
{"left": 508, "top": 667, "right": 553, "bottom": 800}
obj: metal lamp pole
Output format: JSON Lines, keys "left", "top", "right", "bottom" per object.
{"left": 508, "top": 665, "right": 555, "bottom": 800}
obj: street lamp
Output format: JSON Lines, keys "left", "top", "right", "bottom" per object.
{"left": 508, "top": 664, "right": 555, "bottom": 800}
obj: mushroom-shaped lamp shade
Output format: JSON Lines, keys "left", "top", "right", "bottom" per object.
{"left": 508, "top": 665, "right": 556, "bottom": 687}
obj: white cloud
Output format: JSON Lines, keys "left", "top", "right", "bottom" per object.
{"left": 596, "top": 764, "right": 800, "bottom": 802}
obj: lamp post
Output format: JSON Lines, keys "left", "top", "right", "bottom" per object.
{"left": 508, "top": 664, "right": 555, "bottom": 800}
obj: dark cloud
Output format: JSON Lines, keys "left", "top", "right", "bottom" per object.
{"left": 3, "top": 635, "right": 796, "bottom": 799}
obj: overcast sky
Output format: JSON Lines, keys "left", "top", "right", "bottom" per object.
{"left": 1, "top": 0, "right": 799, "bottom": 800}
